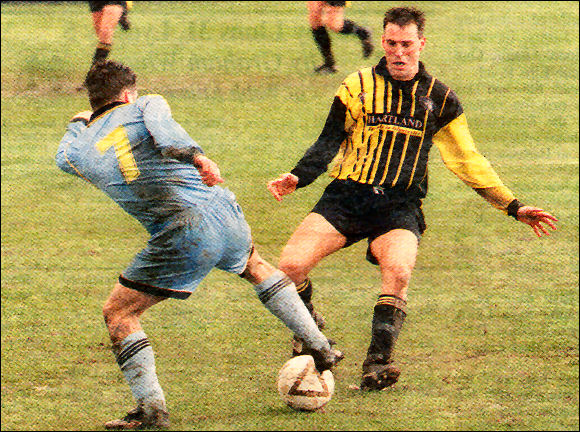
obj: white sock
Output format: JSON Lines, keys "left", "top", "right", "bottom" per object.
{"left": 253, "top": 271, "right": 330, "bottom": 352}
{"left": 115, "top": 331, "right": 166, "bottom": 414}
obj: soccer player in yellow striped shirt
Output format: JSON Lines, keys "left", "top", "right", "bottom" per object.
{"left": 268, "top": 6, "right": 558, "bottom": 391}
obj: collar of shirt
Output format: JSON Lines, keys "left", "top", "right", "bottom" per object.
{"left": 89, "top": 101, "right": 127, "bottom": 123}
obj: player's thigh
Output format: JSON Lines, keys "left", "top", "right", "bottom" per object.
{"left": 322, "top": 4, "right": 345, "bottom": 32}
{"left": 279, "top": 212, "right": 347, "bottom": 274}
{"left": 369, "top": 229, "right": 419, "bottom": 283}
{"left": 91, "top": 10, "right": 103, "bottom": 31}
{"left": 99, "top": 4, "right": 124, "bottom": 28}
{"left": 211, "top": 190, "right": 253, "bottom": 275}
{"left": 308, "top": 1, "right": 325, "bottom": 27}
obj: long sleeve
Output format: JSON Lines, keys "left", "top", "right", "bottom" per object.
{"left": 141, "top": 95, "right": 204, "bottom": 164}
{"left": 433, "top": 113, "right": 516, "bottom": 211}
{"left": 290, "top": 97, "right": 348, "bottom": 188}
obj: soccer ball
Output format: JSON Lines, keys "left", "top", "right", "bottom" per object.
{"left": 277, "top": 355, "right": 335, "bottom": 411}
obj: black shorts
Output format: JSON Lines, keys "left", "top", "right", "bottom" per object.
{"left": 311, "top": 179, "right": 426, "bottom": 264}
{"left": 89, "top": 1, "right": 127, "bottom": 13}
{"left": 325, "top": 1, "right": 347, "bottom": 7}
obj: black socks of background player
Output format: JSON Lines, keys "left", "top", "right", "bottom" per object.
{"left": 364, "top": 295, "right": 407, "bottom": 367}
{"left": 341, "top": 19, "right": 373, "bottom": 57}
{"left": 92, "top": 42, "right": 112, "bottom": 65}
{"left": 340, "top": 19, "right": 371, "bottom": 41}
{"left": 312, "top": 27, "right": 334, "bottom": 67}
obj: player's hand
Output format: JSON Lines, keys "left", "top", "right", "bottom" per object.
{"left": 516, "top": 206, "right": 558, "bottom": 237}
{"left": 193, "top": 155, "right": 224, "bottom": 187}
{"left": 267, "top": 173, "right": 299, "bottom": 202}
{"left": 71, "top": 111, "right": 93, "bottom": 122}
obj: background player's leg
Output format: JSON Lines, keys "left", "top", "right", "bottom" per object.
{"left": 325, "top": 5, "right": 374, "bottom": 58}
{"left": 308, "top": 1, "right": 336, "bottom": 73}
{"left": 91, "top": 5, "right": 124, "bottom": 64}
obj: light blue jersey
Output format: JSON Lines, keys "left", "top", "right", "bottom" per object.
{"left": 56, "top": 95, "right": 252, "bottom": 299}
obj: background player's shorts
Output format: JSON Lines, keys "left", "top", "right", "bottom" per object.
{"left": 324, "top": 1, "right": 347, "bottom": 7}
{"left": 120, "top": 188, "right": 252, "bottom": 299}
{"left": 88, "top": 1, "right": 127, "bottom": 13}
{"left": 311, "top": 179, "right": 426, "bottom": 264}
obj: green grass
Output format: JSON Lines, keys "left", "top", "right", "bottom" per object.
{"left": 2, "top": 1, "right": 578, "bottom": 430}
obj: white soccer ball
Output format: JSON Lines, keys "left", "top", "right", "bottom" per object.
{"left": 277, "top": 355, "right": 335, "bottom": 411}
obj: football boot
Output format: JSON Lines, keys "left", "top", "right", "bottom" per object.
{"left": 360, "top": 354, "right": 400, "bottom": 391}
{"left": 310, "top": 346, "right": 345, "bottom": 373}
{"left": 314, "top": 63, "right": 338, "bottom": 74}
{"left": 104, "top": 405, "right": 169, "bottom": 430}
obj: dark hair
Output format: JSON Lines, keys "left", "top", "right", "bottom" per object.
{"left": 383, "top": 7, "right": 426, "bottom": 36}
{"left": 84, "top": 60, "right": 137, "bottom": 109}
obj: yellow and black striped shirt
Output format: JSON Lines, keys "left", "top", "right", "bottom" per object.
{"left": 291, "top": 58, "right": 515, "bottom": 211}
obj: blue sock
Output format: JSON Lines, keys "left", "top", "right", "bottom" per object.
{"left": 253, "top": 271, "right": 330, "bottom": 352}
{"left": 115, "top": 331, "right": 166, "bottom": 414}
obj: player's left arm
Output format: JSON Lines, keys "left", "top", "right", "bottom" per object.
{"left": 433, "top": 113, "right": 558, "bottom": 237}
{"left": 141, "top": 95, "right": 223, "bottom": 186}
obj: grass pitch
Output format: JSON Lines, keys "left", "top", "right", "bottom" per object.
{"left": 2, "top": 1, "right": 578, "bottom": 430}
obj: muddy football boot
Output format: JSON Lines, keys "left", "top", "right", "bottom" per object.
{"left": 310, "top": 346, "right": 345, "bottom": 373}
{"left": 360, "top": 355, "right": 400, "bottom": 391}
{"left": 104, "top": 405, "right": 169, "bottom": 430}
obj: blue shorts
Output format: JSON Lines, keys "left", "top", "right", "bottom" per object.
{"left": 120, "top": 188, "right": 252, "bottom": 299}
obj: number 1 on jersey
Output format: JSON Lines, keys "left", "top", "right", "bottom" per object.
{"left": 95, "top": 126, "right": 140, "bottom": 183}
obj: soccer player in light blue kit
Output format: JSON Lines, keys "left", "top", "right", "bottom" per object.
{"left": 56, "top": 61, "right": 342, "bottom": 430}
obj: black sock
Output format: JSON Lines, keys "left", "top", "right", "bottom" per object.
{"left": 340, "top": 19, "right": 370, "bottom": 40}
{"left": 311, "top": 27, "right": 334, "bottom": 66}
{"left": 92, "top": 42, "right": 111, "bottom": 65}
{"left": 365, "top": 295, "right": 407, "bottom": 365}
{"left": 296, "top": 278, "right": 314, "bottom": 313}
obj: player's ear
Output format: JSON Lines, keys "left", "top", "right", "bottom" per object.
{"left": 419, "top": 36, "right": 426, "bottom": 52}
{"left": 121, "top": 88, "right": 137, "bottom": 104}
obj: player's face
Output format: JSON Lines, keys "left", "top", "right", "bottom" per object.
{"left": 382, "top": 23, "right": 425, "bottom": 81}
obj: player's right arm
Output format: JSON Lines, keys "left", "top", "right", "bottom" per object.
{"left": 268, "top": 80, "right": 353, "bottom": 201}
{"left": 55, "top": 111, "right": 92, "bottom": 176}
{"left": 267, "top": 173, "right": 299, "bottom": 201}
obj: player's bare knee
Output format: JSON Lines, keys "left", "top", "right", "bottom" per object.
{"left": 102, "top": 298, "right": 121, "bottom": 331}
{"left": 241, "top": 248, "right": 277, "bottom": 284}
{"left": 384, "top": 264, "right": 413, "bottom": 290}
{"left": 326, "top": 20, "right": 343, "bottom": 33}
{"left": 278, "top": 259, "right": 308, "bottom": 283}
{"left": 102, "top": 295, "right": 132, "bottom": 332}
